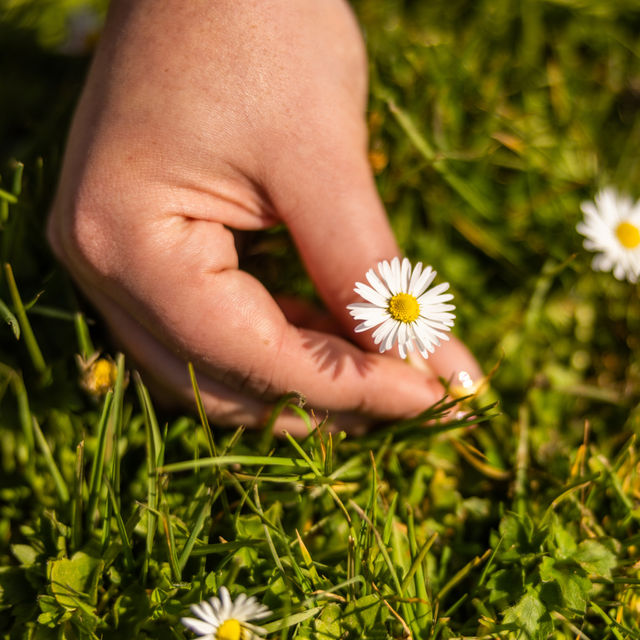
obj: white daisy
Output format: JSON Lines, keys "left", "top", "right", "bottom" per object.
{"left": 181, "top": 586, "right": 271, "bottom": 640}
{"left": 347, "top": 257, "right": 455, "bottom": 359}
{"left": 577, "top": 187, "right": 640, "bottom": 283}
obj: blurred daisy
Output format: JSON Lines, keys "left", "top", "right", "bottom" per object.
{"left": 347, "top": 257, "right": 455, "bottom": 359}
{"left": 181, "top": 587, "right": 271, "bottom": 640}
{"left": 577, "top": 187, "right": 640, "bottom": 283}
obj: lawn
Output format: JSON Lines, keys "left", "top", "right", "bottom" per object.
{"left": 1, "top": 0, "right": 639, "bottom": 638}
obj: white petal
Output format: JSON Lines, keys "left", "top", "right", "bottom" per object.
{"left": 423, "top": 281, "right": 450, "bottom": 297}
{"left": 397, "top": 321, "right": 409, "bottom": 349}
{"left": 354, "top": 283, "right": 388, "bottom": 307}
{"left": 205, "top": 594, "right": 223, "bottom": 618}
{"left": 242, "top": 602, "right": 271, "bottom": 621}
{"left": 613, "top": 263, "right": 627, "bottom": 280}
{"left": 400, "top": 257, "right": 411, "bottom": 290}
{"left": 352, "top": 310, "right": 388, "bottom": 326}
{"left": 233, "top": 592, "right": 248, "bottom": 613}
{"left": 365, "top": 268, "right": 392, "bottom": 299}
{"left": 219, "top": 586, "right": 233, "bottom": 620}
{"left": 347, "top": 301, "right": 378, "bottom": 312}
{"left": 419, "top": 303, "right": 456, "bottom": 314}
{"left": 378, "top": 260, "right": 394, "bottom": 291}
{"left": 348, "top": 303, "right": 387, "bottom": 322}
{"left": 181, "top": 617, "right": 217, "bottom": 636}
{"left": 382, "top": 322, "right": 400, "bottom": 352}
{"left": 411, "top": 266, "right": 436, "bottom": 298}
{"left": 385, "top": 257, "right": 400, "bottom": 294}
{"left": 414, "top": 331, "right": 436, "bottom": 356}
{"left": 407, "top": 261, "right": 423, "bottom": 293}
{"left": 418, "top": 290, "right": 454, "bottom": 306}
{"left": 192, "top": 601, "right": 218, "bottom": 624}
{"left": 354, "top": 316, "right": 386, "bottom": 332}
{"left": 372, "top": 317, "right": 397, "bottom": 345}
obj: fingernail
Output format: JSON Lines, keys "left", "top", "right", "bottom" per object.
{"left": 457, "top": 370, "right": 475, "bottom": 389}
{"left": 451, "top": 370, "right": 479, "bottom": 398}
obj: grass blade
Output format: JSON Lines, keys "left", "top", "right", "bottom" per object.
{"left": 74, "top": 312, "right": 95, "bottom": 359}
{"left": 3, "top": 263, "right": 48, "bottom": 379}
{"left": 71, "top": 440, "right": 85, "bottom": 551}
{"left": 136, "top": 374, "right": 161, "bottom": 582}
{"left": 178, "top": 490, "right": 215, "bottom": 572}
{"left": 259, "top": 392, "right": 307, "bottom": 453}
{"left": 104, "top": 475, "right": 135, "bottom": 572}
{"left": 159, "top": 454, "right": 310, "bottom": 474}
{"left": 85, "top": 390, "right": 114, "bottom": 526}
{"left": 160, "top": 504, "right": 182, "bottom": 582}
{"left": 0, "top": 297, "right": 19, "bottom": 339}
{"left": 188, "top": 362, "right": 216, "bottom": 457}
{"left": 32, "top": 417, "right": 69, "bottom": 503}
{"left": 284, "top": 431, "right": 351, "bottom": 524}
{"left": 0, "top": 363, "right": 35, "bottom": 463}
{"left": 437, "top": 549, "right": 492, "bottom": 604}
{"left": 0, "top": 188, "right": 18, "bottom": 204}
{"left": 11, "top": 161, "right": 23, "bottom": 196}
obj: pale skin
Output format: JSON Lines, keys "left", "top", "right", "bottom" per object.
{"left": 48, "top": 0, "right": 482, "bottom": 436}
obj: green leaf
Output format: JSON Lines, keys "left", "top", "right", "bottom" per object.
{"left": 497, "top": 513, "right": 546, "bottom": 564}
{"left": 48, "top": 551, "right": 104, "bottom": 610}
{"left": 110, "top": 584, "right": 152, "bottom": 635}
{"left": 37, "top": 610, "right": 64, "bottom": 627}
{"left": 486, "top": 568, "right": 523, "bottom": 604}
{"left": 548, "top": 514, "right": 577, "bottom": 558}
{"left": 10, "top": 543, "right": 38, "bottom": 566}
{"left": 539, "top": 557, "right": 590, "bottom": 613}
{"left": 573, "top": 539, "right": 617, "bottom": 579}
{"left": 503, "top": 590, "right": 553, "bottom": 639}
{"left": 38, "top": 595, "right": 60, "bottom": 614}
{"left": 263, "top": 606, "right": 323, "bottom": 633}
{"left": 343, "top": 594, "right": 384, "bottom": 631}
{"left": 314, "top": 603, "right": 342, "bottom": 640}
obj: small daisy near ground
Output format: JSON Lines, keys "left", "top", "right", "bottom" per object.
{"left": 347, "top": 257, "right": 455, "bottom": 359}
{"left": 577, "top": 187, "right": 640, "bottom": 283}
{"left": 181, "top": 587, "right": 271, "bottom": 640}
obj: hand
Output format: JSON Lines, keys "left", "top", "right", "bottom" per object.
{"left": 47, "top": 0, "right": 481, "bottom": 435}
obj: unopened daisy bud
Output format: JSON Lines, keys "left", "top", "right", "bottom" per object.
{"left": 77, "top": 354, "right": 117, "bottom": 396}
{"left": 577, "top": 187, "right": 640, "bottom": 283}
{"left": 347, "top": 257, "right": 455, "bottom": 360}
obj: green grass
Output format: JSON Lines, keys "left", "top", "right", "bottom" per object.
{"left": 1, "top": 0, "right": 640, "bottom": 638}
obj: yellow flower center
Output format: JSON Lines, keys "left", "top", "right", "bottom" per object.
{"left": 81, "top": 358, "right": 118, "bottom": 395}
{"left": 217, "top": 619, "right": 242, "bottom": 640}
{"left": 616, "top": 221, "right": 640, "bottom": 249}
{"left": 388, "top": 293, "right": 420, "bottom": 323}
{"left": 92, "top": 359, "right": 117, "bottom": 389}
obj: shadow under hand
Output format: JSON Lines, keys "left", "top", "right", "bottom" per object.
{"left": 275, "top": 293, "right": 374, "bottom": 381}
{"left": 301, "top": 330, "right": 373, "bottom": 380}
